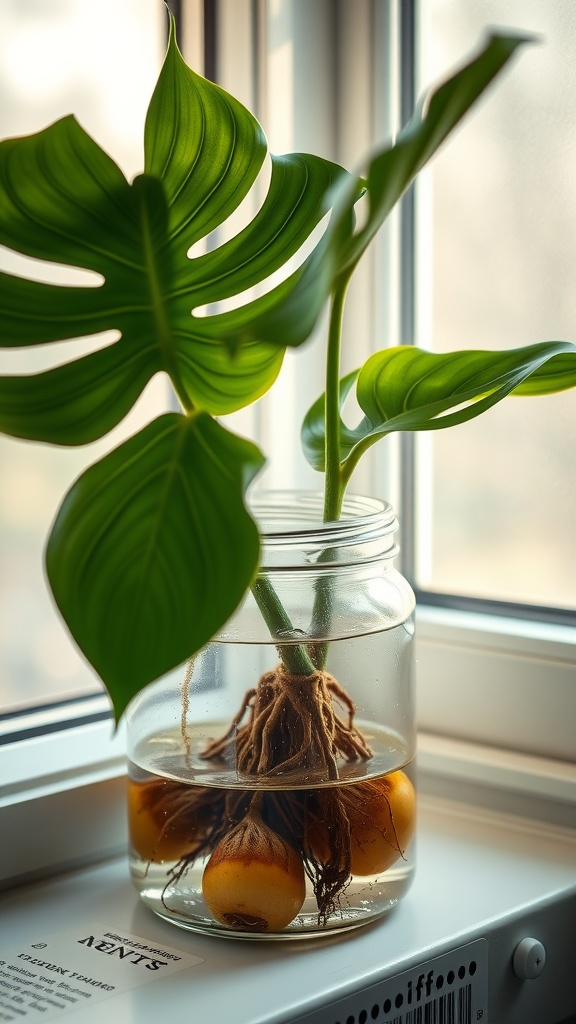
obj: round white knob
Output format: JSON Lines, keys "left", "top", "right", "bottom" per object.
{"left": 512, "top": 937, "right": 546, "bottom": 980}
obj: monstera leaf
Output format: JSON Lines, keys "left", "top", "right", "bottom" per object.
{"left": 0, "top": 21, "right": 348, "bottom": 443}
{"left": 302, "top": 343, "right": 576, "bottom": 481}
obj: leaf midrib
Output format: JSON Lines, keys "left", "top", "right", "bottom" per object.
{"left": 138, "top": 188, "right": 192, "bottom": 411}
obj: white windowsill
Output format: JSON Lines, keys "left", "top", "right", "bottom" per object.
{"left": 416, "top": 603, "right": 576, "bottom": 659}
{"left": 0, "top": 792, "right": 574, "bottom": 1024}
{"left": 415, "top": 605, "right": 576, "bottom": 763}
{"left": 1, "top": 710, "right": 124, "bottom": 798}
{"left": 419, "top": 731, "right": 576, "bottom": 805}
{"left": 0, "top": 715, "right": 127, "bottom": 888}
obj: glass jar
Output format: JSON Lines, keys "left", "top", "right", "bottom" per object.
{"left": 126, "top": 492, "right": 416, "bottom": 940}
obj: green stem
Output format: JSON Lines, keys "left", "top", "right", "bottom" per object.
{"left": 339, "top": 432, "right": 381, "bottom": 491}
{"left": 251, "top": 576, "right": 316, "bottom": 676}
{"left": 306, "top": 276, "right": 352, "bottom": 668}
{"left": 323, "top": 274, "right": 351, "bottom": 522}
{"left": 249, "top": 277, "right": 353, "bottom": 677}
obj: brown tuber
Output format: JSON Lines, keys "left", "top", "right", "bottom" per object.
{"left": 308, "top": 770, "right": 415, "bottom": 877}
{"left": 128, "top": 777, "right": 210, "bottom": 864}
{"left": 202, "top": 806, "right": 306, "bottom": 931}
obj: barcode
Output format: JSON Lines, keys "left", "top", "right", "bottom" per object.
{"left": 386, "top": 983, "right": 473, "bottom": 1024}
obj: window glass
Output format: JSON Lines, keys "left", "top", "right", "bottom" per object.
{"left": 0, "top": 0, "right": 166, "bottom": 712}
{"left": 418, "top": 0, "right": 576, "bottom": 611}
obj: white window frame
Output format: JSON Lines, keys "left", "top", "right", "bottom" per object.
{"left": 1, "top": 0, "right": 574, "bottom": 890}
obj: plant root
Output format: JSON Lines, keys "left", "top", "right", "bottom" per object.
{"left": 150, "top": 664, "right": 378, "bottom": 926}
{"left": 200, "top": 664, "right": 372, "bottom": 782}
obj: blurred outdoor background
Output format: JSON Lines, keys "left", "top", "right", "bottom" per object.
{"left": 0, "top": 0, "right": 167, "bottom": 708}
{"left": 420, "top": 0, "right": 576, "bottom": 609}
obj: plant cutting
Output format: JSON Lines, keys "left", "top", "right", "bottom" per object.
{"left": 1, "top": 16, "right": 575, "bottom": 937}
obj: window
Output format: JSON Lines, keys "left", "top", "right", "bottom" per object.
{"left": 0, "top": 0, "right": 168, "bottom": 883}
{"left": 410, "top": 0, "right": 576, "bottom": 767}
{"left": 212, "top": 0, "right": 576, "bottom": 765}
{"left": 416, "top": 0, "right": 576, "bottom": 616}
{"left": 1, "top": 0, "right": 574, "bottom": 887}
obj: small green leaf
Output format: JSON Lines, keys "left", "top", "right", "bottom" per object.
{"left": 328, "top": 31, "right": 536, "bottom": 278}
{"left": 302, "top": 343, "right": 576, "bottom": 475}
{"left": 45, "top": 413, "right": 264, "bottom": 720}
{"left": 301, "top": 370, "right": 359, "bottom": 471}
{"left": 356, "top": 343, "right": 576, "bottom": 433}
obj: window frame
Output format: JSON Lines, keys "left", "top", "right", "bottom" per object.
{"left": 403, "top": 0, "right": 576, "bottom": 625}
{"left": 405, "top": 0, "right": 576, "bottom": 765}
{"left": 391, "top": 0, "right": 576, "bottom": 759}
{"left": 1, "top": 0, "right": 574, "bottom": 889}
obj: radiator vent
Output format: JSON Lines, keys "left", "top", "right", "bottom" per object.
{"left": 292, "top": 939, "right": 488, "bottom": 1024}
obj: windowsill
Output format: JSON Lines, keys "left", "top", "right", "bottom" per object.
{"left": 415, "top": 604, "right": 576, "bottom": 763}
{"left": 0, "top": 715, "right": 127, "bottom": 888}
{"left": 418, "top": 731, "right": 576, "bottom": 829}
{"left": 416, "top": 603, "right": 576, "bottom": 659}
{"left": 2, "top": 588, "right": 574, "bottom": 890}
{"left": 0, "top": 791, "right": 574, "bottom": 1024}
{"left": 0, "top": 708, "right": 124, "bottom": 798}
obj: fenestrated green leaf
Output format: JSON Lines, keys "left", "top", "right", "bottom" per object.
{"left": 0, "top": 342, "right": 161, "bottom": 445}
{"left": 144, "top": 19, "right": 266, "bottom": 248}
{"left": 302, "top": 343, "right": 576, "bottom": 476}
{"left": 326, "top": 32, "right": 535, "bottom": 279}
{"left": 45, "top": 412, "right": 265, "bottom": 720}
{"left": 0, "top": 17, "right": 349, "bottom": 443}
{"left": 0, "top": 273, "right": 116, "bottom": 346}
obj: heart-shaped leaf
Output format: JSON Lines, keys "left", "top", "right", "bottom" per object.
{"left": 46, "top": 413, "right": 264, "bottom": 720}
{"left": 0, "top": 19, "right": 349, "bottom": 444}
{"left": 302, "top": 343, "right": 576, "bottom": 476}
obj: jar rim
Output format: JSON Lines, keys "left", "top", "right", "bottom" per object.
{"left": 248, "top": 491, "right": 398, "bottom": 569}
